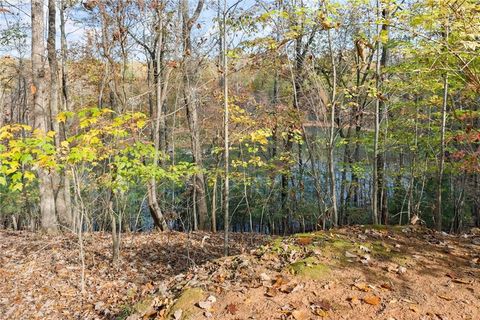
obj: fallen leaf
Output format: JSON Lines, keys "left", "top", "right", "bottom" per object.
{"left": 380, "top": 283, "right": 394, "bottom": 291}
{"left": 315, "top": 299, "right": 332, "bottom": 311}
{"left": 265, "top": 287, "right": 278, "bottom": 297}
{"left": 296, "top": 237, "right": 313, "bottom": 246}
{"left": 363, "top": 295, "right": 381, "bottom": 306}
{"left": 445, "top": 272, "right": 457, "bottom": 279}
{"left": 292, "top": 309, "right": 310, "bottom": 320}
{"left": 173, "top": 309, "right": 183, "bottom": 320}
{"left": 348, "top": 296, "right": 360, "bottom": 305}
{"left": 198, "top": 296, "right": 216, "bottom": 310}
{"left": 225, "top": 303, "right": 238, "bottom": 315}
{"left": 438, "top": 295, "right": 454, "bottom": 301}
{"left": 452, "top": 278, "right": 471, "bottom": 284}
{"left": 313, "top": 308, "right": 329, "bottom": 317}
{"left": 409, "top": 304, "right": 419, "bottom": 313}
{"left": 353, "top": 282, "right": 370, "bottom": 292}
{"left": 273, "top": 275, "right": 289, "bottom": 287}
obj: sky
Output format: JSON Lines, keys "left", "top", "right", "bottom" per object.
{"left": 0, "top": 0, "right": 256, "bottom": 55}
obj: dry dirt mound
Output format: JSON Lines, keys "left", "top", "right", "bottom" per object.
{"left": 127, "top": 226, "right": 480, "bottom": 320}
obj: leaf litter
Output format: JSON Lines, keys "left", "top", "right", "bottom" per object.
{"left": 1, "top": 225, "right": 479, "bottom": 319}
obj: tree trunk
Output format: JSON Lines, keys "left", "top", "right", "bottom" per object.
{"left": 211, "top": 176, "right": 217, "bottom": 232}
{"left": 147, "top": 15, "right": 169, "bottom": 231}
{"left": 372, "top": 0, "right": 382, "bottom": 225}
{"left": 181, "top": 0, "right": 208, "bottom": 230}
{"left": 222, "top": 0, "right": 230, "bottom": 255}
{"left": 48, "top": 0, "right": 72, "bottom": 229}
{"left": 32, "top": 0, "right": 58, "bottom": 233}
{"left": 435, "top": 73, "right": 448, "bottom": 231}
{"left": 327, "top": 25, "right": 338, "bottom": 227}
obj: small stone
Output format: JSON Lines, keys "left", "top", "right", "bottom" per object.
{"left": 345, "top": 251, "right": 358, "bottom": 258}
{"left": 260, "top": 273, "right": 271, "bottom": 282}
{"left": 173, "top": 309, "right": 183, "bottom": 320}
{"left": 359, "top": 245, "right": 371, "bottom": 253}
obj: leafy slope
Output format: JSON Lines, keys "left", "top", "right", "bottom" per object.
{"left": 128, "top": 226, "right": 480, "bottom": 320}
{"left": 0, "top": 227, "right": 479, "bottom": 319}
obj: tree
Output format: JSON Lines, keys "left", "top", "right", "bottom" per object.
{"left": 181, "top": 0, "right": 209, "bottom": 231}
{"left": 31, "top": 0, "right": 58, "bottom": 233}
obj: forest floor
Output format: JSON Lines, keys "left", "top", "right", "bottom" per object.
{"left": 0, "top": 226, "right": 479, "bottom": 320}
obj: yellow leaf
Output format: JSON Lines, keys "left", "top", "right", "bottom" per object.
{"left": 24, "top": 171, "right": 36, "bottom": 181}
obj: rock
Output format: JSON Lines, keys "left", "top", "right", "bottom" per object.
{"left": 167, "top": 288, "right": 204, "bottom": 320}
{"left": 288, "top": 257, "right": 331, "bottom": 280}
{"left": 359, "top": 245, "right": 371, "bottom": 253}
{"left": 260, "top": 272, "right": 271, "bottom": 282}
{"left": 173, "top": 309, "right": 183, "bottom": 320}
{"left": 198, "top": 295, "right": 217, "bottom": 310}
{"left": 345, "top": 251, "right": 358, "bottom": 258}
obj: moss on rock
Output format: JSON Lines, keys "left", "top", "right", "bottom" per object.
{"left": 288, "top": 257, "right": 331, "bottom": 280}
{"left": 167, "top": 287, "right": 204, "bottom": 320}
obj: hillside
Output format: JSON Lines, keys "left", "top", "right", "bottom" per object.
{"left": 1, "top": 227, "right": 479, "bottom": 319}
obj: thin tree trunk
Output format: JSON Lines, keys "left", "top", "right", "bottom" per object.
{"left": 148, "top": 16, "right": 169, "bottom": 231}
{"left": 378, "top": 6, "right": 390, "bottom": 225}
{"left": 211, "top": 176, "right": 217, "bottom": 232}
{"left": 435, "top": 73, "right": 448, "bottom": 231}
{"left": 327, "top": 24, "right": 338, "bottom": 227}
{"left": 181, "top": 0, "right": 208, "bottom": 230}
{"left": 372, "top": 0, "right": 382, "bottom": 225}
{"left": 222, "top": 0, "right": 229, "bottom": 255}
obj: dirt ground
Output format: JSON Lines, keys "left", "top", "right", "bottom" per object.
{"left": 0, "top": 226, "right": 479, "bottom": 320}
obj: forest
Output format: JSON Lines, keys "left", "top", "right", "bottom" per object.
{"left": 0, "top": 0, "right": 479, "bottom": 319}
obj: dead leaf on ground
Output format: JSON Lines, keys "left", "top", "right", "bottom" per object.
{"left": 380, "top": 283, "right": 394, "bottom": 291}
{"left": 273, "top": 274, "right": 289, "bottom": 288}
{"left": 453, "top": 278, "right": 472, "bottom": 284}
{"left": 280, "top": 283, "right": 303, "bottom": 294}
{"left": 291, "top": 309, "right": 310, "bottom": 320}
{"left": 225, "top": 303, "right": 238, "bottom": 315}
{"left": 173, "top": 309, "right": 183, "bottom": 320}
{"left": 409, "top": 304, "right": 419, "bottom": 313}
{"left": 347, "top": 296, "right": 360, "bottom": 305}
{"left": 265, "top": 287, "right": 278, "bottom": 297}
{"left": 363, "top": 295, "right": 381, "bottom": 306}
{"left": 353, "top": 282, "right": 371, "bottom": 292}
{"left": 296, "top": 237, "right": 313, "bottom": 246}
{"left": 312, "top": 299, "right": 332, "bottom": 311}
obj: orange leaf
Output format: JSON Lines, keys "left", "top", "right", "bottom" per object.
{"left": 353, "top": 282, "right": 370, "bottom": 292}
{"left": 363, "top": 295, "right": 381, "bottom": 306}
{"left": 296, "top": 237, "right": 313, "bottom": 246}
